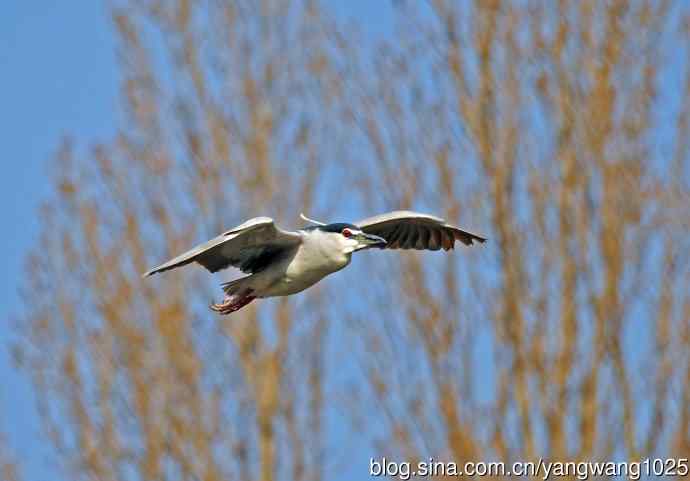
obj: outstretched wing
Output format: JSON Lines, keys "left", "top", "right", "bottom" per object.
{"left": 356, "top": 210, "right": 486, "bottom": 251}
{"left": 143, "top": 217, "right": 302, "bottom": 277}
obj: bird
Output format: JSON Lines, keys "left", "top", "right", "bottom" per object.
{"left": 143, "top": 210, "right": 486, "bottom": 314}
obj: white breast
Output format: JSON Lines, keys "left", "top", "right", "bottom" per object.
{"left": 290, "top": 230, "right": 350, "bottom": 277}
{"left": 266, "top": 230, "right": 351, "bottom": 296}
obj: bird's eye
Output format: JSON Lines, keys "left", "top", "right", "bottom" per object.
{"left": 342, "top": 228, "right": 352, "bottom": 238}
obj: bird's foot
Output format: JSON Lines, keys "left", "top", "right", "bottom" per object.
{"left": 209, "top": 294, "right": 256, "bottom": 315}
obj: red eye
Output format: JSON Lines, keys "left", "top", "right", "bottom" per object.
{"left": 342, "top": 228, "right": 352, "bottom": 238}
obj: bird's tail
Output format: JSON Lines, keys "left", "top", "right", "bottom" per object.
{"left": 221, "top": 276, "right": 252, "bottom": 296}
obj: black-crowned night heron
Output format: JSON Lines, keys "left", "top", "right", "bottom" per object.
{"left": 143, "top": 211, "right": 486, "bottom": 314}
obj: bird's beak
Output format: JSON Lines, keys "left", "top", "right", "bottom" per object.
{"left": 356, "top": 232, "right": 387, "bottom": 249}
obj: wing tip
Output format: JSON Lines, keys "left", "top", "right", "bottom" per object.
{"left": 142, "top": 264, "right": 169, "bottom": 277}
{"left": 465, "top": 237, "right": 487, "bottom": 246}
{"left": 142, "top": 269, "right": 156, "bottom": 278}
{"left": 454, "top": 231, "right": 488, "bottom": 246}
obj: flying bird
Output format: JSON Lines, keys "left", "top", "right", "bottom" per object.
{"left": 143, "top": 211, "right": 486, "bottom": 314}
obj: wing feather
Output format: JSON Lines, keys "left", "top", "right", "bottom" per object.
{"left": 416, "top": 227, "right": 430, "bottom": 250}
{"left": 404, "top": 225, "right": 415, "bottom": 249}
{"left": 398, "top": 225, "right": 412, "bottom": 249}
{"left": 356, "top": 210, "right": 486, "bottom": 252}
{"left": 428, "top": 228, "right": 442, "bottom": 250}
{"left": 143, "top": 217, "right": 301, "bottom": 277}
{"left": 386, "top": 224, "right": 403, "bottom": 249}
{"left": 441, "top": 230, "right": 454, "bottom": 250}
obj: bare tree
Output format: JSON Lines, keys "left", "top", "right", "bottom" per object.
{"left": 0, "top": 435, "right": 20, "bottom": 481}
{"left": 15, "top": 1, "right": 341, "bottom": 480}
{"left": 10, "top": 1, "right": 690, "bottom": 480}
{"left": 346, "top": 0, "right": 690, "bottom": 468}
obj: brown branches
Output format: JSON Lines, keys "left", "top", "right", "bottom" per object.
{"left": 8, "top": 0, "right": 690, "bottom": 479}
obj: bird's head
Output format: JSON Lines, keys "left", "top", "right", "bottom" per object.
{"left": 309, "top": 222, "right": 387, "bottom": 253}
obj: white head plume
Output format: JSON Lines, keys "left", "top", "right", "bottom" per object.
{"left": 300, "top": 212, "right": 326, "bottom": 226}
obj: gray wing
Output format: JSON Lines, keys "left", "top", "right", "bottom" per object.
{"left": 355, "top": 210, "right": 486, "bottom": 251}
{"left": 143, "top": 216, "right": 302, "bottom": 277}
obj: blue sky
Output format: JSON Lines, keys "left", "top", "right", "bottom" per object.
{"left": 1, "top": 4, "right": 119, "bottom": 479}
{"left": 0, "top": 3, "right": 394, "bottom": 480}
{"left": 3, "top": 2, "right": 687, "bottom": 480}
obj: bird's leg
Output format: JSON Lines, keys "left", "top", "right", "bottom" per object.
{"left": 210, "top": 290, "right": 256, "bottom": 315}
